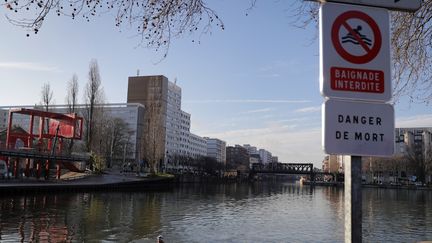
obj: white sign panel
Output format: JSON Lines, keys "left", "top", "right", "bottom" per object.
{"left": 323, "top": 99, "right": 394, "bottom": 157}
{"left": 320, "top": 3, "right": 391, "bottom": 102}
{"left": 310, "top": 0, "right": 421, "bottom": 12}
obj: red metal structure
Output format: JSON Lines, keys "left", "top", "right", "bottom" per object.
{"left": 2, "top": 108, "right": 84, "bottom": 179}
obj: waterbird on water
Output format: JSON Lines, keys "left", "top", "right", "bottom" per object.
{"left": 157, "top": 235, "right": 164, "bottom": 243}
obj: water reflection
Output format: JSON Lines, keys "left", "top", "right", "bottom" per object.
{"left": 363, "top": 188, "right": 432, "bottom": 242}
{"left": 149, "top": 183, "right": 343, "bottom": 243}
{"left": 0, "top": 184, "right": 431, "bottom": 242}
{"left": 0, "top": 193, "right": 164, "bottom": 242}
{"left": 0, "top": 194, "right": 73, "bottom": 242}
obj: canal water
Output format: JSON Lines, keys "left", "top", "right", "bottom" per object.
{"left": 0, "top": 182, "right": 431, "bottom": 242}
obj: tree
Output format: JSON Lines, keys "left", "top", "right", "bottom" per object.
{"left": 66, "top": 74, "right": 79, "bottom": 113}
{"left": 143, "top": 101, "right": 165, "bottom": 174}
{"left": 83, "top": 59, "right": 104, "bottom": 153}
{"left": 40, "top": 81, "right": 54, "bottom": 135}
{"left": 6, "top": 1, "right": 432, "bottom": 100}
{"left": 405, "top": 145, "right": 427, "bottom": 184}
{"left": 5, "top": 0, "right": 223, "bottom": 54}
{"left": 100, "top": 117, "right": 134, "bottom": 168}
{"left": 40, "top": 82, "right": 53, "bottom": 112}
{"left": 64, "top": 74, "right": 80, "bottom": 153}
{"left": 391, "top": 6, "right": 432, "bottom": 101}
{"left": 195, "top": 156, "right": 221, "bottom": 175}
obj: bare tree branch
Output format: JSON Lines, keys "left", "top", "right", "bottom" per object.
{"left": 7, "top": 0, "right": 432, "bottom": 102}
{"left": 390, "top": 2, "right": 432, "bottom": 102}
{"left": 3, "top": 0, "right": 223, "bottom": 54}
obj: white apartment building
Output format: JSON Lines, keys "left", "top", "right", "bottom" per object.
{"left": 259, "top": 149, "right": 272, "bottom": 164}
{"left": 243, "top": 144, "right": 258, "bottom": 155}
{"left": 165, "top": 81, "right": 185, "bottom": 156}
{"left": 243, "top": 144, "right": 261, "bottom": 166}
{"left": 165, "top": 81, "right": 207, "bottom": 160}
{"left": 188, "top": 133, "right": 207, "bottom": 158}
{"left": 178, "top": 110, "right": 191, "bottom": 156}
{"left": 395, "top": 127, "right": 432, "bottom": 159}
{"left": 205, "top": 137, "right": 226, "bottom": 164}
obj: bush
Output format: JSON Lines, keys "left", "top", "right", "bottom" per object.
{"left": 89, "top": 152, "right": 105, "bottom": 173}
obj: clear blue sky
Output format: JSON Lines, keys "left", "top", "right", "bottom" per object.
{"left": 1, "top": 1, "right": 431, "bottom": 167}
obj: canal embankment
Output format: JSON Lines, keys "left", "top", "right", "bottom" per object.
{"left": 0, "top": 171, "right": 174, "bottom": 194}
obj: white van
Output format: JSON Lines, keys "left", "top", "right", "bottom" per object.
{"left": 0, "top": 160, "right": 7, "bottom": 178}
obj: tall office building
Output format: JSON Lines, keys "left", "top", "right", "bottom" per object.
{"left": 127, "top": 75, "right": 207, "bottom": 167}
{"left": 128, "top": 75, "right": 168, "bottom": 166}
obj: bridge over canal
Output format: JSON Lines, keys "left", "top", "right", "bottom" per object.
{"left": 250, "top": 163, "right": 342, "bottom": 182}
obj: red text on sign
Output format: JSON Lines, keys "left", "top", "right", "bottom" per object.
{"left": 330, "top": 67, "right": 384, "bottom": 93}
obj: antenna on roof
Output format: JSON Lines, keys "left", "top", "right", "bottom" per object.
{"left": 137, "top": 69, "right": 140, "bottom": 76}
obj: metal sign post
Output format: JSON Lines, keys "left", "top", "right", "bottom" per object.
{"left": 345, "top": 156, "right": 362, "bottom": 243}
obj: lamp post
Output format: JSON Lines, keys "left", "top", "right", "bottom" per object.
{"left": 166, "top": 150, "right": 169, "bottom": 173}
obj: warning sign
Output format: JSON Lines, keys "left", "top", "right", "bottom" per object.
{"left": 320, "top": 3, "right": 395, "bottom": 159}
{"left": 331, "top": 10, "right": 381, "bottom": 64}
{"left": 320, "top": 3, "right": 391, "bottom": 102}
{"left": 323, "top": 99, "right": 394, "bottom": 157}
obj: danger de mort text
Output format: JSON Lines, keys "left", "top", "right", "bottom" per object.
{"left": 336, "top": 114, "right": 384, "bottom": 142}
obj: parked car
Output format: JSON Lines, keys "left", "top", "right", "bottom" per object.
{"left": 415, "top": 181, "right": 424, "bottom": 186}
{"left": 390, "top": 182, "right": 402, "bottom": 186}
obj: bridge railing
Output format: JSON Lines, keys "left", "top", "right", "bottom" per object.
{"left": 251, "top": 163, "right": 314, "bottom": 174}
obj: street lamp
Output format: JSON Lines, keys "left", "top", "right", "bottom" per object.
{"left": 166, "top": 150, "right": 169, "bottom": 172}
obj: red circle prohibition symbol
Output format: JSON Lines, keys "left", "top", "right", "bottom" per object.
{"left": 331, "top": 11, "right": 382, "bottom": 64}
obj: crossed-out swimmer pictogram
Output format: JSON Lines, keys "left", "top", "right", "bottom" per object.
{"left": 331, "top": 10, "right": 382, "bottom": 64}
